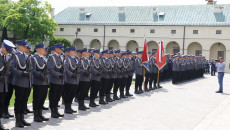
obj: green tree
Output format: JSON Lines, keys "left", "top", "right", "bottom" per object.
{"left": 0, "top": 0, "right": 11, "bottom": 41}
{"left": 3, "top": 0, "right": 58, "bottom": 45}
{"left": 48, "top": 37, "right": 73, "bottom": 52}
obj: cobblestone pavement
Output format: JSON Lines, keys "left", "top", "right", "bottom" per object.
{"left": 3, "top": 74, "right": 230, "bottom": 130}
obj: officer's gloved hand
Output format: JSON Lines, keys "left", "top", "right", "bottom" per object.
{"left": 96, "top": 72, "right": 101, "bottom": 76}
{"left": 71, "top": 73, "right": 77, "bottom": 78}
{"left": 59, "top": 74, "right": 64, "bottom": 79}
{"left": 84, "top": 71, "right": 89, "bottom": 76}
{"left": 22, "top": 71, "right": 29, "bottom": 77}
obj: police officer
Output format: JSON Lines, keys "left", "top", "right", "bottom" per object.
{"left": 78, "top": 48, "right": 91, "bottom": 110}
{"left": 134, "top": 51, "right": 143, "bottom": 94}
{"left": 105, "top": 50, "right": 115, "bottom": 102}
{"left": 100, "top": 50, "right": 110, "bottom": 104}
{"left": 0, "top": 40, "right": 15, "bottom": 130}
{"left": 10, "top": 40, "right": 31, "bottom": 127}
{"left": 152, "top": 52, "right": 159, "bottom": 89}
{"left": 120, "top": 52, "right": 129, "bottom": 98}
{"left": 48, "top": 43, "right": 64, "bottom": 118}
{"left": 89, "top": 50, "right": 101, "bottom": 107}
{"left": 31, "top": 42, "right": 49, "bottom": 122}
{"left": 172, "top": 55, "right": 179, "bottom": 84}
{"left": 63, "top": 46, "right": 79, "bottom": 114}
{"left": 113, "top": 50, "right": 122, "bottom": 100}
{"left": 126, "top": 51, "right": 134, "bottom": 96}
{"left": 74, "top": 49, "right": 82, "bottom": 103}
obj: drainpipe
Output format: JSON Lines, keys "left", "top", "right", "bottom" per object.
{"left": 103, "top": 25, "right": 106, "bottom": 50}
{"left": 182, "top": 26, "right": 186, "bottom": 55}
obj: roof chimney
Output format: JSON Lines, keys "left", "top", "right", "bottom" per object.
{"left": 80, "top": 8, "right": 85, "bottom": 14}
{"left": 118, "top": 7, "right": 125, "bottom": 14}
{"left": 152, "top": 7, "right": 157, "bottom": 14}
{"left": 207, "top": 0, "right": 216, "bottom": 5}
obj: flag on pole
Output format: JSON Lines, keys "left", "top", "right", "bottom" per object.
{"left": 156, "top": 41, "right": 167, "bottom": 70}
{"left": 142, "top": 37, "right": 150, "bottom": 71}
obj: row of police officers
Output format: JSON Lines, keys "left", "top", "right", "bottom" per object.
{"left": 0, "top": 39, "right": 207, "bottom": 129}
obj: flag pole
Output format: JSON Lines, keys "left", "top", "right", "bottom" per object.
{"left": 142, "top": 67, "right": 145, "bottom": 91}
{"left": 157, "top": 69, "right": 159, "bottom": 89}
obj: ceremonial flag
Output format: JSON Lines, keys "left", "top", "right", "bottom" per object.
{"left": 156, "top": 41, "right": 167, "bottom": 70}
{"left": 142, "top": 38, "right": 150, "bottom": 71}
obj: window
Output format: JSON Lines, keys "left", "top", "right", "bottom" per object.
{"left": 77, "top": 28, "right": 81, "bottom": 32}
{"left": 216, "top": 30, "right": 222, "bottom": 34}
{"left": 130, "top": 29, "right": 135, "bottom": 33}
{"left": 171, "top": 30, "right": 176, "bottom": 34}
{"left": 218, "top": 51, "right": 224, "bottom": 59}
{"left": 94, "top": 28, "right": 98, "bottom": 32}
{"left": 195, "top": 50, "right": 202, "bottom": 56}
{"left": 193, "top": 30, "right": 198, "bottom": 34}
{"left": 60, "top": 28, "right": 64, "bottom": 31}
{"left": 150, "top": 29, "right": 155, "bottom": 33}
{"left": 112, "top": 29, "right": 116, "bottom": 33}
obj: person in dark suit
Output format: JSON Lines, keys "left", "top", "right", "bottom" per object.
{"left": 31, "top": 42, "right": 49, "bottom": 122}
{"left": 0, "top": 40, "right": 15, "bottom": 130}
{"left": 47, "top": 44, "right": 65, "bottom": 118}
{"left": 9, "top": 40, "right": 31, "bottom": 128}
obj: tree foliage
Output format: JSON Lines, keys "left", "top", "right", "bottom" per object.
{"left": 3, "top": 0, "right": 58, "bottom": 44}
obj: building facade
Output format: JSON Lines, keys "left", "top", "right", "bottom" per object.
{"left": 53, "top": 5, "right": 230, "bottom": 72}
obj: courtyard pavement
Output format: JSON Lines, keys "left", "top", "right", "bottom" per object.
{"left": 2, "top": 74, "right": 230, "bottom": 130}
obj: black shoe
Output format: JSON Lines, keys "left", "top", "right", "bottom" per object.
{"left": 1, "top": 113, "right": 9, "bottom": 119}
{"left": 106, "top": 94, "right": 113, "bottom": 102}
{"left": 15, "top": 114, "right": 24, "bottom": 128}
{"left": 33, "top": 110, "right": 43, "bottom": 122}
{"left": 42, "top": 106, "right": 49, "bottom": 110}
{"left": 78, "top": 101, "right": 86, "bottom": 111}
{"left": 89, "top": 102, "right": 96, "bottom": 107}
{"left": 120, "top": 93, "right": 127, "bottom": 98}
{"left": 74, "top": 97, "right": 79, "bottom": 102}
{"left": 126, "top": 93, "right": 133, "bottom": 97}
{"left": 25, "top": 108, "right": 33, "bottom": 113}
{"left": 55, "top": 108, "right": 64, "bottom": 117}
{"left": 158, "top": 86, "right": 162, "bottom": 89}
{"left": 113, "top": 94, "right": 120, "bottom": 100}
{"left": 38, "top": 109, "right": 49, "bottom": 121}
{"left": 144, "top": 88, "right": 149, "bottom": 92}
{"left": 51, "top": 108, "right": 59, "bottom": 118}
{"left": 64, "top": 103, "right": 73, "bottom": 114}
{"left": 139, "top": 90, "right": 144, "bottom": 94}
{"left": 99, "top": 96, "right": 106, "bottom": 105}
{"left": 216, "top": 91, "right": 223, "bottom": 93}
{"left": 134, "top": 91, "right": 140, "bottom": 94}
{"left": 20, "top": 114, "right": 31, "bottom": 126}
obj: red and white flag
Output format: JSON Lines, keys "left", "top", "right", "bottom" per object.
{"left": 142, "top": 37, "right": 150, "bottom": 71}
{"left": 156, "top": 41, "right": 166, "bottom": 70}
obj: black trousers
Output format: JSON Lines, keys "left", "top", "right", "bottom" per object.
{"left": 113, "top": 78, "right": 122, "bottom": 95}
{"left": 135, "top": 74, "right": 143, "bottom": 91}
{"left": 49, "top": 83, "right": 63, "bottom": 108}
{"left": 24, "top": 88, "right": 31, "bottom": 109}
{"left": 100, "top": 78, "right": 109, "bottom": 97}
{"left": 90, "top": 80, "right": 100, "bottom": 100}
{"left": 78, "top": 81, "right": 90, "bottom": 102}
{"left": 33, "top": 85, "right": 48, "bottom": 110}
{"left": 4, "top": 83, "right": 14, "bottom": 109}
{"left": 63, "top": 83, "right": 77, "bottom": 104}
{"left": 126, "top": 76, "right": 132, "bottom": 93}
{"left": 75, "top": 84, "right": 80, "bottom": 99}
{"left": 0, "top": 92, "right": 5, "bottom": 116}
{"left": 144, "top": 73, "right": 150, "bottom": 89}
{"left": 149, "top": 73, "right": 154, "bottom": 88}
{"left": 14, "top": 86, "right": 31, "bottom": 114}
{"left": 106, "top": 78, "right": 115, "bottom": 95}
{"left": 120, "top": 77, "right": 127, "bottom": 94}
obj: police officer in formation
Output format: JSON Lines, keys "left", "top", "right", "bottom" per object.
{"left": 172, "top": 53, "right": 207, "bottom": 84}
{"left": 1, "top": 38, "right": 210, "bottom": 129}
{"left": 0, "top": 40, "right": 15, "bottom": 130}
